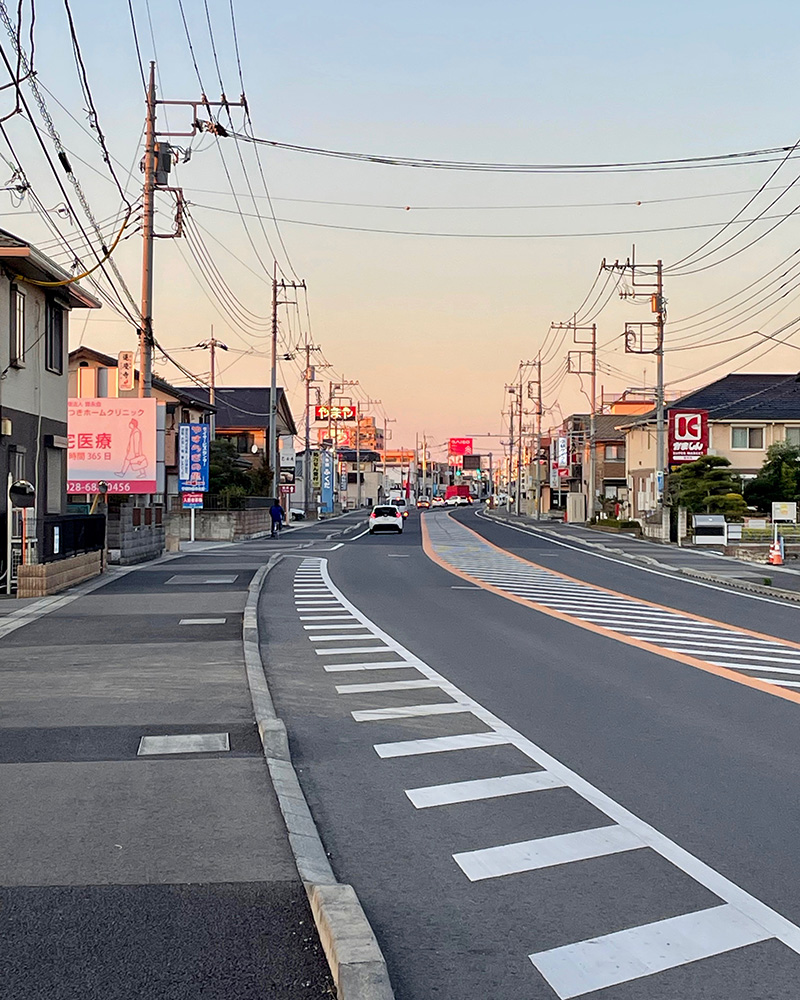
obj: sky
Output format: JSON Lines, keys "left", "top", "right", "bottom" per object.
{"left": 4, "top": 1, "right": 800, "bottom": 462}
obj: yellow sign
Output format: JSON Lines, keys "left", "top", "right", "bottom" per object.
{"left": 311, "top": 451, "right": 321, "bottom": 489}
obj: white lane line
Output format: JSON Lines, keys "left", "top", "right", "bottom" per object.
{"left": 178, "top": 618, "right": 227, "bottom": 625}
{"left": 454, "top": 825, "right": 645, "bottom": 882}
{"left": 323, "top": 661, "right": 419, "bottom": 672}
{"left": 374, "top": 731, "right": 511, "bottom": 758}
{"left": 387, "top": 554, "right": 410, "bottom": 558}
{"left": 731, "top": 664, "right": 800, "bottom": 677}
{"left": 335, "top": 679, "right": 441, "bottom": 694}
{"left": 670, "top": 648, "right": 800, "bottom": 665}
{"left": 315, "top": 646, "right": 392, "bottom": 656}
{"left": 304, "top": 624, "right": 369, "bottom": 630}
{"left": 352, "top": 702, "right": 470, "bottom": 722}
{"left": 350, "top": 527, "right": 372, "bottom": 540}
{"left": 406, "top": 770, "right": 566, "bottom": 809}
{"left": 529, "top": 903, "right": 771, "bottom": 1000}
{"left": 451, "top": 586, "right": 483, "bottom": 590}
{"left": 318, "top": 555, "right": 800, "bottom": 988}
{"left": 137, "top": 732, "right": 229, "bottom": 755}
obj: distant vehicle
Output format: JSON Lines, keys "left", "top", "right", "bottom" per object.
{"left": 369, "top": 504, "right": 404, "bottom": 534}
{"left": 445, "top": 484, "right": 471, "bottom": 502}
{"left": 431, "top": 495, "right": 445, "bottom": 508}
{"left": 445, "top": 495, "right": 461, "bottom": 507}
{"left": 390, "top": 496, "right": 410, "bottom": 518}
{"left": 456, "top": 495, "right": 472, "bottom": 506}
{"left": 417, "top": 496, "right": 431, "bottom": 509}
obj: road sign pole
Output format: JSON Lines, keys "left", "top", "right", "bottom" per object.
{"left": 190, "top": 506, "right": 196, "bottom": 543}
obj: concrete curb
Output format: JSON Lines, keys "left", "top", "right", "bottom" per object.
{"left": 483, "top": 512, "right": 800, "bottom": 604}
{"left": 242, "top": 557, "right": 396, "bottom": 1000}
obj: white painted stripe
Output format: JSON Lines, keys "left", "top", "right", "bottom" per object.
{"left": 300, "top": 615, "right": 357, "bottom": 621}
{"left": 178, "top": 618, "right": 227, "bottom": 625}
{"left": 751, "top": 677, "right": 800, "bottom": 688}
{"left": 405, "top": 770, "right": 566, "bottom": 808}
{"left": 731, "top": 664, "right": 800, "bottom": 676}
{"left": 304, "top": 624, "right": 369, "bottom": 630}
{"left": 374, "top": 731, "right": 510, "bottom": 758}
{"left": 335, "top": 679, "right": 441, "bottom": 694}
{"left": 308, "top": 633, "right": 376, "bottom": 642}
{"left": 454, "top": 825, "right": 644, "bottom": 882}
{"left": 618, "top": 627, "right": 775, "bottom": 644}
{"left": 529, "top": 903, "right": 771, "bottom": 999}
{"left": 316, "top": 646, "right": 391, "bottom": 656}
{"left": 670, "top": 647, "right": 800, "bottom": 665}
{"left": 137, "top": 732, "right": 230, "bottom": 755}
{"left": 352, "top": 702, "right": 469, "bottom": 722}
{"left": 323, "top": 661, "right": 416, "bottom": 672}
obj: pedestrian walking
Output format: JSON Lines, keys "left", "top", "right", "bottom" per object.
{"left": 270, "top": 499, "right": 285, "bottom": 538}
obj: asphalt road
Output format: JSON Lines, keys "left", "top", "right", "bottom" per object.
{"left": 260, "top": 506, "right": 800, "bottom": 999}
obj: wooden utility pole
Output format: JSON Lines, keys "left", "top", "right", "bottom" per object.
{"left": 139, "top": 63, "right": 156, "bottom": 397}
{"left": 270, "top": 270, "right": 306, "bottom": 493}
{"left": 196, "top": 330, "right": 228, "bottom": 439}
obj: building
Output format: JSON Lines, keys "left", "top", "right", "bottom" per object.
{"left": 622, "top": 373, "right": 800, "bottom": 519}
{"left": 0, "top": 230, "right": 101, "bottom": 582}
{"left": 189, "top": 386, "right": 297, "bottom": 472}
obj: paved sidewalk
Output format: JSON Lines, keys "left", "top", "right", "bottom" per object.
{"left": 485, "top": 510, "right": 800, "bottom": 598}
{"left": 0, "top": 540, "right": 334, "bottom": 999}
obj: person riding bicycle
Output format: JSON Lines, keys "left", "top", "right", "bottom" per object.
{"left": 269, "top": 500, "right": 285, "bottom": 538}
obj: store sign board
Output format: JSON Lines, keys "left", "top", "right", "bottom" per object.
{"left": 67, "top": 397, "right": 157, "bottom": 493}
{"left": 668, "top": 409, "right": 708, "bottom": 464}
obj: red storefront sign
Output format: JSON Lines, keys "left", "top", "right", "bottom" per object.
{"left": 448, "top": 437, "right": 473, "bottom": 456}
{"left": 314, "top": 404, "right": 356, "bottom": 421}
{"left": 668, "top": 410, "right": 709, "bottom": 464}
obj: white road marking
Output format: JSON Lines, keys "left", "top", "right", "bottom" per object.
{"left": 165, "top": 574, "right": 238, "bottom": 585}
{"left": 314, "top": 554, "right": 800, "bottom": 993}
{"left": 315, "top": 646, "right": 391, "bottom": 656}
{"left": 352, "top": 702, "right": 469, "bottom": 722}
{"left": 323, "top": 661, "right": 416, "bottom": 672}
{"left": 335, "top": 679, "right": 441, "bottom": 694}
{"left": 309, "top": 633, "right": 376, "bottom": 641}
{"left": 405, "top": 770, "right": 566, "bottom": 809}
{"left": 178, "top": 618, "right": 227, "bottom": 625}
{"left": 752, "top": 677, "right": 800, "bottom": 687}
{"left": 350, "top": 527, "right": 372, "bottom": 540}
{"left": 387, "top": 554, "right": 410, "bottom": 558}
{"left": 529, "top": 903, "right": 771, "bottom": 999}
{"left": 137, "top": 732, "right": 229, "bottom": 755}
{"left": 374, "top": 732, "right": 511, "bottom": 758}
{"left": 304, "top": 624, "right": 369, "bottom": 630}
{"left": 451, "top": 586, "right": 483, "bottom": 590}
{"left": 454, "top": 825, "right": 645, "bottom": 881}
{"left": 300, "top": 614, "right": 357, "bottom": 621}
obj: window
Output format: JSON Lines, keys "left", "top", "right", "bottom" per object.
{"left": 604, "top": 444, "right": 624, "bottom": 461}
{"left": 218, "top": 432, "right": 254, "bottom": 454}
{"left": 10, "top": 448, "right": 25, "bottom": 481}
{"left": 9, "top": 284, "right": 25, "bottom": 366}
{"left": 731, "top": 426, "right": 764, "bottom": 449}
{"left": 45, "top": 301, "right": 64, "bottom": 374}
{"left": 787, "top": 427, "right": 800, "bottom": 447}
{"left": 46, "top": 448, "right": 63, "bottom": 513}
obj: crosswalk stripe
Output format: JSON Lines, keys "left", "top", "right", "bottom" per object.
{"left": 374, "top": 731, "right": 511, "bottom": 758}
{"left": 529, "top": 903, "right": 772, "bottom": 999}
{"left": 405, "top": 770, "right": 566, "bottom": 808}
{"left": 336, "top": 679, "right": 441, "bottom": 694}
{"left": 453, "top": 824, "right": 644, "bottom": 881}
{"left": 316, "top": 646, "right": 391, "bottom": 656}
{"left": 323, "top": 660, "right": 416, "bottom": 672}
{"left": 308, "top": 633, "right": 376, "bottom": 641}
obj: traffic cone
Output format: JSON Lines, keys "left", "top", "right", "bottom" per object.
{"left": 769, "top": 542, "right": 784, "bottom": 566}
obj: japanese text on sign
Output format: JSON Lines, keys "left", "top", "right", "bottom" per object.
{"left": 67, "top": 396, "right": 157, "bottom": 494}
{"left": 314, "top": 404, "right": 357, "bottom": 421}
{"left": 178, "top": 423, "right": 210, "bottom": 492}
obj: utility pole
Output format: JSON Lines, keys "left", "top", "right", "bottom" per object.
{"left": 269, "top": 269, "right": 306, "bottom": 495}
{"left": 557, "top": 320, "right": 597, "bottom": 518}
{"left": 383, "top": 417, "right": 396, "bottom": 499}
{"left": 300, "top": 341, "right": 324, "bottom": 517}
{"left": 137, "top": 66, "right": 245, "bottom": 397}
{"left": 603, "top": 252, "right": 666, "bottom": 507}
{"left": 505, "top": 385, "right": 518, "bottom": 512}
{"left": 527, "top": 356, "right": 544, "bottom": 520}
{"left": 328, "top": 380, "right": 358, "bottom": 509}
{"left": 357, "top": 398, "right": 381, "bottom": 508}
{"left": 139, "top": 63, "right": 156, "bottom": 397}
{"left": 195, "top": 329, "right": 228, "bottom": 439}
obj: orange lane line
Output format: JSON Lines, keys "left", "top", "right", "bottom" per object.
{"left": 421, "top": 516, "right": 800, "bottom": 709}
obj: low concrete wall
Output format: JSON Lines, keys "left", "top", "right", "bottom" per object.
{"left": 107, "top": 504, "right": 165, "bottom": 565}
{"left": 17, "top": 550, "right": 103, "bottom": 598}
{"left": 169, "top": 509, "right": 273, "bottom": 542}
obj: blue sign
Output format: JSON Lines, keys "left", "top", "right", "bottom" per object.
{"left": 321, "top": 450, "right": 334, "bottom": 513}
{"left": 178, "top": 423, "right": 210, "bottom": 492}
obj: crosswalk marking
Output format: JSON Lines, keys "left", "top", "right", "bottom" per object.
{"left": 454, "top": 825, "right": 645, "bottom": 881}
{"left": 316, "top": 646, "right": 391, "bottom": 656}
{"left": 405, "top": 770, "right": 566, "bottom": 808}
{"left": 308, "top": 633, "right": 376, "bottom": 641}
{"left": 323, "top": 660, "right": 414, "bottom": 672}
{"left": 529, "top": 903, "right": 772, "bottom": 999}
{"left": 374, "top": 732, "right": 511, "bottom": 758}
{"left": 304, "top": 623, "right": 369, "bottom": 630}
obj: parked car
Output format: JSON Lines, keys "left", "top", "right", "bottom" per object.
{"left": 369, "top": 504, "right": 404, "bottom": 534}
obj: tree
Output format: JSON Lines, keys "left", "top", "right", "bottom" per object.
{"left": 667, "top": 455, "right": 743, "bottom": 513}
{"left": 743, "top": 442, "right": 800, "bottom": 511}
{"left": 208, "top": 439, "right": 250, "bottom": 495}
{"left": 247, "top": 454, "right": 274, "bottom": 496}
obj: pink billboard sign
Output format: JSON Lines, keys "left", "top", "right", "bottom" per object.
{"left": 67, "top": 397, "right": 158, "bottom": 493}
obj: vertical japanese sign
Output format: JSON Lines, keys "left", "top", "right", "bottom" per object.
{"left": 118, "top": 350, "right": 135, "bottom": 391}
{"left": 311, "top": 451, "right": 322, "bottom": 489}
{"left": 67, "top": 397, "right": 157, "bottom": 493}
{"left": 321, "top": 450, "right": 334, "bottom": 513}
{"left": 557, "top": 437, "right": 568, "bottom": 468}
{"left": 178, "top": 423, "right": 210, "bottom": 491}
{"left": 668, "top": 410, "right": 708, "bottom": 464}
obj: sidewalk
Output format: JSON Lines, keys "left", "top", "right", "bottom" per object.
{"left": 485, "top": 510, "right": 800, "bottom": 600}
{"left": 0, "top": 542, "right": 334, "bottom": 999}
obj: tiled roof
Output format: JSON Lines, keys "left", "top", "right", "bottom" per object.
{"left": 190, "top": 386, "right": 297, "bottom": 436}
{"left": 670, "top": 373, "right": 800, "bottom": 420}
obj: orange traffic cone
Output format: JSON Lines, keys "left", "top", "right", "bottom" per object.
{"left": 769, "top": 542, "right": 784, "bottom": 566}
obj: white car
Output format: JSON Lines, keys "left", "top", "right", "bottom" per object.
{"left": 369, "top": 504, "right": 404, "bottom": 534}
{"left": 431, "top": 496, "right": 445, "bottom": 508}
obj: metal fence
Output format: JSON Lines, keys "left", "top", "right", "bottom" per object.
{"left": 39, "top": 513, "right": 106, "bottom": 563}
